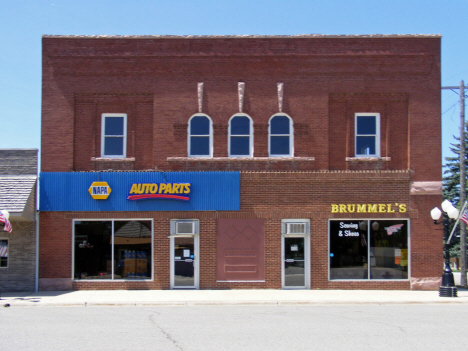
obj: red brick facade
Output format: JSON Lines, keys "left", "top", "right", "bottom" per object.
{"left": 40, "top": 35, "right": 442, "bottom": 290}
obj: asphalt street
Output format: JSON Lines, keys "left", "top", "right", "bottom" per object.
{"left": 2, "top": 304, "right": 466, "bottom": 351}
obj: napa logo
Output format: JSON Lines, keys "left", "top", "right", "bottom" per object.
{"left": 88, "top": 181, "right": 112, "bottom": 200}
{"left": 127, "top": 183, "right": 191, "bottom": 201}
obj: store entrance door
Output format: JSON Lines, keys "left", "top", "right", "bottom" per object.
{"left": 282, "top": 236, "right": 309, "bottom": 289}
{"left": 171, "top": 236, "right": 199, "bottom": 289}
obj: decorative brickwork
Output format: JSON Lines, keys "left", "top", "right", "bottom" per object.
{"left": 40, "top": 36, "right": 442, "bottom": 290}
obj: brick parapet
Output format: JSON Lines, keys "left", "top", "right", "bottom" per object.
{"left": 41, "top": 36, "right": 441, "bottom": 177}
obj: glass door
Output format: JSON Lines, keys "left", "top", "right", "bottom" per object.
{"left": 172, "top": 236, "right": 198, "bottom": 289}
{"left": 283, "top": 237, "right": 306, "bottom": 288}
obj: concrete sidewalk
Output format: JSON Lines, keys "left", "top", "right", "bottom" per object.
{"left": 2, "top": 288, "right": 468, "bottom": 307}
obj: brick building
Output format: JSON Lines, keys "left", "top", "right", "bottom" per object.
{"left": 0, "top": 149, "right": 38, "bottom": 292}
{"left": 39, "top": 35, "right": 442, "bottom": 291}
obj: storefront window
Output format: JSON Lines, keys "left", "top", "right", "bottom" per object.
{"left": 369, "top": 220, "right": 408, "bottom": 279}
{"left": 74, "top": 220, "right": 152, "bottom": 280}
{"left": 329, "top": 219, "right": 408, "bottom": 280}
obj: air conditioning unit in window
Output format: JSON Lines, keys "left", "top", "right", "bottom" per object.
{"left": 171, "top": 220, "right": 198, "bottom": 235}
{"left": 286, "top": 222, "right": 307, "bottom": 235}
{"left": 177, "top": 222, "right": 195, "bottom": 234}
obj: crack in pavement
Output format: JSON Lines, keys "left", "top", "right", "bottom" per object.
{"left": 148, "top": 314, "right": 183, "bottom": 351}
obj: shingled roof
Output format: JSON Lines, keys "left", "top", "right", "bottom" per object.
{"left": 0, "top": 175, "right": 36, "bottom": 221}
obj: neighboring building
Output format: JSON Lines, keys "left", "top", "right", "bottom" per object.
{"left": 39, "top": 35, "right": 442, "bottom": 291}
{"left": 0, "top": 149, "right": 38, "bottom": 292}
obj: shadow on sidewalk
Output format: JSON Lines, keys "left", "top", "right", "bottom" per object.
{"left": 1, "top": 290, "right": 77, "bottom": 303}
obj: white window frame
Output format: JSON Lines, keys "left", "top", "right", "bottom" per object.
{"left": 269, "top": 114, "right": 294, "bottom": 157}
{"left": 101, "top": 113, "right": 127, "bottom": 158}
{"left": 72, "top": 219, "right": 154, "bottom": 281}
{"left": 0, "top": 238, "right": 8, "bottom": 269}
{"left": 187, "top": 114, "right": 213, "bottom": 158}
{"left": 228, "top": 114, "right": 254, "bottom": 157}
{"left": 281, "top": 219, "right": 310, "bottom": 289}
{"left": 354, "top": 113, "right": 380, "bottom": 157}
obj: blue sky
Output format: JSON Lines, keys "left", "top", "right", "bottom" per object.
{"left": 0, "top": 0, "right": 467, "bottom": 164}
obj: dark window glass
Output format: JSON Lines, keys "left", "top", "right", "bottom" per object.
{"left": 74, "top": 220, "right": 152, "bottom": 280}
{"left": 105, "top": 117, "right": 124, "bottom": 136}
{"left": 329, "top": 219, "right": 408, "bottom": 280}
{"left": 356, "top": 116, "right": 376, "bottom": 135}
{"left": 0, "top": 239, "right": 8, "bottom": 268}
{"left": 190, "top": 136, "right": 210, "bottom": 156}
{"left": 271, "top": 136, "right": 290, "bottom": 155}
{"left": 231, "top": 136, "right": 250, "bottom": 156}
{"left": 329, "top": 220, "right": 368, "bottom": 280}
{"left": 104, "top": 137, "right": 124, "bottom": 156}
{"left": 356, "top": 136, "right": 376, "bottom": 155}
{"left": 114, "top": 221, "right": 152, "bottom": 280}
{"left": 230, "top": 116, "right": 250, "bottom": 135}
{"left": 74, "top": 221, "right": 112, "bottom": 280}
{"left": 369, "top": 220, "right": 408, "bottom": 280}
{"left": 271, "top": 116, "right": 290, "bottom": 135}
{"left": 190, "top": 116, "right": 210, "bottom": 135}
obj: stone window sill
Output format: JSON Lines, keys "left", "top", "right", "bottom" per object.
{"left": 346, "top": 157, "right": 391, "bottom": 162}
{"left": 91, "top": 157, "right": 136, "bottom": 162}
{"left": 167, "top": 157, "right": 315, "bottom": 162}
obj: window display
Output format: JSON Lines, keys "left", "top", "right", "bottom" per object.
{"left": 74, "top": 220, "right": 152, "bottom": 280}
{"left": 329, "top": 219, "right": 408, "bottom": 280}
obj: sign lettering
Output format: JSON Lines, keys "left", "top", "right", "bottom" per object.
{"left": 88, "top": 182, "right": 112, "bottom": 200}
{"left": 331, "top": 203, "right": 406, "bottom": 213}
{"left": 127, "top": 183, "right": 191, "bottom": 201}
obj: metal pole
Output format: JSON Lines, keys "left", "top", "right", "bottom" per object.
{"left": 439, "top": 213, "right": 458, "bottom": 297}
{"left": 460, "top": 80, "right": 467, "bottom": 286}
{"left": 442, "top": 214, "right": 456, "bottom": 284}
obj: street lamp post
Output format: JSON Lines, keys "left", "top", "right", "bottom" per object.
{"left": 431, "top": 200, "right": 459, "bottom": 297}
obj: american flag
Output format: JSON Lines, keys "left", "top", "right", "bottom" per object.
{"left": 0, "top": 243, "right": 7, "bottom": 257}
{"left": 460, "top": 209, "right": 468, "bottom": 225}
{"left": 0, "top": 213, "right": 12, "bottom": 233}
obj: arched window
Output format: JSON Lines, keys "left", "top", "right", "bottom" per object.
{"left": 229, "top": 114, "right": 253, "bottom": 157}
{"left": 269, "top": 114, "right": 293, "bottom": 157}
{"left": 188, "top": 114, "right": 212, "bottom": 157}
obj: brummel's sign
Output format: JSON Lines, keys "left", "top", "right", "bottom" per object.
{"left": 331, "top": 203, "right": 407, "bottom": 213}
{"left": 127, "top": 183, "right": 191, "bottom": 201}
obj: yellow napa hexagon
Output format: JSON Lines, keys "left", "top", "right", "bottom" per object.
{"left": 88, "top": 181, "right": 112, "bottom": 200}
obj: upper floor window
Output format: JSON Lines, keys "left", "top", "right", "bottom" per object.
{"left": 229, "top": 114, "right": 253, "bottom": 157}
{"left": 188, "top": 115, "right": 212, "bottom": 157}
{"left": 101, "top": 113, "right": 127, "bottom": 158}
{"left": 269, "top": 114, "right": 294, "bottom": 157}
{"left": 355, "top": 113, "right": 380, "bottom": 157}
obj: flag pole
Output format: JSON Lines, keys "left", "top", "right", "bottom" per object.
{"left": 447, "top": 201, "right": 468, "bottom": 245}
